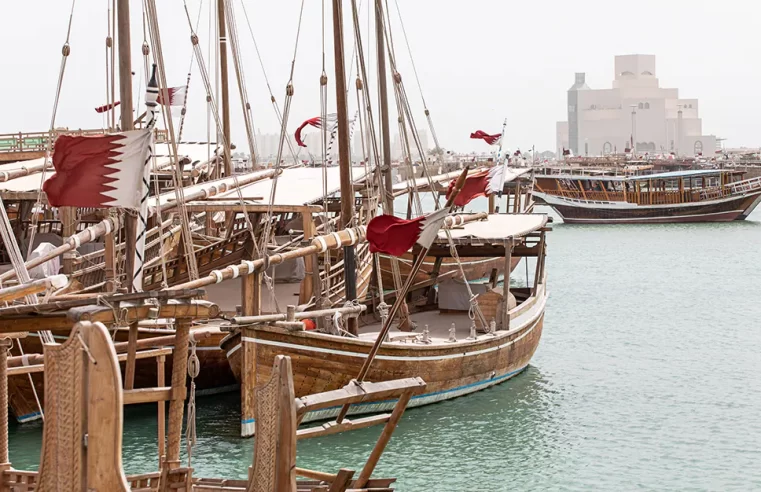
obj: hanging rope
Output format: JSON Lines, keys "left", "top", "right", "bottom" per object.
{"left": 185, "top": 339, "right": 199, "bottom": 467}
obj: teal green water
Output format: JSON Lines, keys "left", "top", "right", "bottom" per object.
{"left": 8, "top": 204, "right": 761, "bottom": 490}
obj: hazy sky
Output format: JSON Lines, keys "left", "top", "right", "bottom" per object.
{"left": 1, "top": 0, "right": 758, "bottom": 153}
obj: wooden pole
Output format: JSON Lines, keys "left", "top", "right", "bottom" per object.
{"left": 239, "top": 326, "right": 257, "bottom": 437}
{"left": 117, "top": 0, "right": 134, "bottom": 132}
{"left": 0, "top": 275, "right": 67, "bottom": 303}
{"left": 0, "top": 338, "right": 11, "bottom": 468}
{"left": 165, "top": 318, "right": 190, "bottom": 467}
{"left": 299, "top": 209, "right": 316, "bottom": 305}
{"left": 157, "top": 354, "right": 166, "bottom": 468}
{"left": 503, "top": 238, "right": 512, "bottom": 331}
{"left": 375, "top": 0, "right": 393, "bottom": 212}
{"left": 124, "top": 321, "right": 139, "bottom": 390}
{"left": 217, "top": 0, "right": 232, "bottom": 177}
{"left": 61, "top": 207, "right": 76, "bottom": 274}
{"left": 332, "top": 0, "right": 357, "bottom": 334}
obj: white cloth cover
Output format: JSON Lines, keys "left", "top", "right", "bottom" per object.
{"left": 28, "top": 242, "right": 60, "bottom": 279}
{"left": 437, "top": 277, "right": 490, "bottom": 311}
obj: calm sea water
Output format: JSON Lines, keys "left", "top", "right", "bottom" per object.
{"left": 8, "top": 203, "right": 761, "bottom": 491}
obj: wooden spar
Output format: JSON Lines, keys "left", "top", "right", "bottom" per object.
{"left": 217, "top": 0, "right": 232, "bottom": 177}
{"left": 332, "top": 0, "right": 358, "bottom": 335}
{"left": 232, "top": 304, "right": 365, "bottom": 325}
{"left": 149, "top": 169, "right": 279, "bottom": 216}
{"left": 165, "top": 319, "right": 190, "bottom": 468}
{"left": 168, "top": 225, "right": 367, "bottom": 290}
{"left": 0, "top": 275, "right": 68, "bottom": 303}
{"left": 375, "top": 0, "right": 393, "bottom": 211}
{"left": 334, "top": 167, "right": 470, "bottom": 423}
{"left": 0, "top": 216, "right": 121, "bottom": 283}
{"left": 0, "top": 160, "right": 49, "bottom": 182}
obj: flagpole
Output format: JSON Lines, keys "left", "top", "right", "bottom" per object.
{"left": 494, "top": 118, "right": 509, "bottom": 213}
{"left": 334, "top": 166, "right": 470, "bottom": 424}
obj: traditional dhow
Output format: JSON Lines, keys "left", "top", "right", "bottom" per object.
{"left": 534, "top": 169, "right": 761, "bottom": 223}
{"left": 222, "top": 212, "right": 549, "bottom": 436}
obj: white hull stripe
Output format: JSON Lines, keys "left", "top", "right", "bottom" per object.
{"left": 241, "top": 364, "right": 529, "bottom": 430}
{"left": 562, "top": 209, "right": 743, "bottom": 223}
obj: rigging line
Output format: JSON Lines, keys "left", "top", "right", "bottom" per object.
{"left": 177, "top": 0, "right": 204, "bottom": 143}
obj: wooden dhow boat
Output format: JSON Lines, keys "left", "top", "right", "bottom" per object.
{"left": 534, "top": 168, "right": 761, "bottom": 223}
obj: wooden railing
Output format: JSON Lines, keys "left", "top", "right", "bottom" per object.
{"left": 0, "top": 128, "right": 169, "bottom": 158}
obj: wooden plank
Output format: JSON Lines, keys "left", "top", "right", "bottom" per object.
{"left": 295, "top": 377, "right": 425, "bottom": 415}
{"left": 123, "top": 387, "right": 172, "bottom": 405}
{"left": 296, "top": 414, "right": 391, "bottom": 440}
{"left": 124, "top": 321, "right": 139, "bottom": 390}
{"left": 165, "top": 319, "right": 190, "bottom": 467}
{"left": 300, "top": 208, "right": 316, "bottom": 305}
{"left": 295, "top": 468, "right": 337, "bottom": 482}
{"left": 157, "top": 355, "right": 166, "bottom": 468}
{"left": 182, "top": 203, "right": 323, "bottom": 213}
{"left": 328, "top": 469, "right": 355, "bottom": 492}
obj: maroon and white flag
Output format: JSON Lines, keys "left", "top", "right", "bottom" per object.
{"left": 445, "top": 166, "right": 504, "bottom": 207}
{"left": 43, "top": 130, "right": 152, "bottom": 209}
{"left": 157, "top": 86, "right": 187, "bottom": 107}
{"left": 295, "top": 114, "right": 339, "bottom": 147}
{"left": 366, "top": 208, "right": 449, "bottom": 257}
{"left": 470, "top": 130, "right": 502, "bottom": 146}
{"left": 95, "top": 101, "right": 121, "bottom": 114}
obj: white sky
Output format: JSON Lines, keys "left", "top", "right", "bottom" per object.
{"left": 1, "top": 0, "right": 758, "bottom": 153}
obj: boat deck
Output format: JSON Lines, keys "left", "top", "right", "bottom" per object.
{"left": 358, "top": 310, "right": 487, "bottom": 346}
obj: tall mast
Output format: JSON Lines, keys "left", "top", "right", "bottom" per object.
{"left": 332, "top": 0, "right": 357, "bottom": 333}
{"left": 117, "top": 0, "right": 136, "bottom": 291}
{"left": 117, "top": 0, "right": 134, "bottom": 131}
{"left": 375, "top": 0, "right": 393, "bottom": 211}
{"left": 217, "top": 0, "right": 232, "bottom": 176}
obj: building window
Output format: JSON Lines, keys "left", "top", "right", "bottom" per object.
{"left": 603, "top": 142, "right": 612, "bottom": 155}
{"left": 694, "top": 141, "right": 703, "bottom": 155}
{"left": 641, "top": 71, "right": 653, "bottom": 76}
{"left": 644, "top": 102, "right": 650, "bottom": 109}
{"left": 638, "top": 102, "right": 644, "bottom": 110}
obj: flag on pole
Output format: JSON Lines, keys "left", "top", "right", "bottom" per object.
{"left": 95, "top": 101, "right": 121, "bottom": 113}
{"left": 157, "top": 86, "right": 187, "bottom": 107}
{"left": 295, "top": 114, "right": 339, "bottom": 147}
{"left": 470, "top": 130, "right": 502, "bottom": 146}
{"left": 445, "top": 166, "right": 504, "bottom": 207}
{"left": 366, "top": 208, "right": 449, "bottom": 257}
{"left": 42, "top": 130, "right": 152, "bottom": 208}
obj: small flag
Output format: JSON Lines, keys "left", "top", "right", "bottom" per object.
{"left": 157, "top": 86, "right": 187, "bottom": 107}
{"left": 43, "top": 130, "right": 152, "bottom": 208}
{"left": 366, "top": 208, "right": 449, "bottom": 257}
{"left": 295, "top": 114, "right": 339, "bottom": 147}
{"left": 470, "top": 130, "right": 502, "bottom": 146}
{"left": 95, "top": 101, "right": 121, "bottom": 114}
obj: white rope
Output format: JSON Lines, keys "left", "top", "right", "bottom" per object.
{"left": 185, "top": 339, "right": 199, "bottom": 467}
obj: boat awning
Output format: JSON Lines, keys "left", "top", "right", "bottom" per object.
{"left": 435, "top": 213, "right": 548, "bottom": 243}
{"left": 393, "top": 166, "right": 530, "bottom": 193}
{"left": 214, "top": 165, "right": 373, "bottom": 206}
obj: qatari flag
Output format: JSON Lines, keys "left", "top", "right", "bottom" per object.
{"left": 470, "top": 130, "right": 501, "bottom": 146}
{"left": 43, "top": 130, "right": 152, "bottom": 209}
{"left": 445, "top": 166, "right": 504, "bottom": 207}
{"left": 157, "top": 86, "right": 187, "bottom": 107}
{"left": 366, "top": 208, "right": 449, "bottom": 257}
{"left": 95, "top": 101, "right": 121, "bottom": 114}
{"left": 294, "top": 114, "right": 339, "bottom": 147}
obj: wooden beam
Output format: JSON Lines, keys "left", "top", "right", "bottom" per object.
{"left": 165, "top": 319, "right": 190, "bottom": 467}
{"left": 328, "top": 469, "right": 355, "bottom": 492}
{"left": 123, "top": 387, "right": 172, "bottom": 405}
{"left": 295, "top": 377, "right": 425, "bottom": 415}
{"left": 181, "top": 203, "right": 323, "bottom": 214}
{"left": 296, "top": 413, "right": 391, "bottom": 440}
{"left": 124, "top": 321, "right": 139, "bottom": 390}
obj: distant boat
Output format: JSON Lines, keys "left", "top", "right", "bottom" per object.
{"left": 534, "top": 169, "right": 761, "bottom": 223}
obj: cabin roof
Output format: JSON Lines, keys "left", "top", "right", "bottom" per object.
{"left": 436, "top": 213, "right": 547, "bottom": 242}
{"left": 392, "top": 167, "right": 530, "bottom": 192}
{"left": 536, "top": 168, "right": 740, "bottom": 182}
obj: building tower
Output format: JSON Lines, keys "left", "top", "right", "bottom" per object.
{"left": 567, "top": 73, "right": 590, "bottom": 156}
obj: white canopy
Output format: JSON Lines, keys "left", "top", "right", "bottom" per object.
{"left": 438, "top": 213, "right": 547, "bottom": 242}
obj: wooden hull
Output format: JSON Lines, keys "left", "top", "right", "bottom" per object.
{"left": 223, "top": 283, "right": 546, "bottom": 435}
{"left": 8, "top": 327, "right": 235, "bottom": 424}
{"left": 537, "top": 191, "right": 761, "bottom": 224}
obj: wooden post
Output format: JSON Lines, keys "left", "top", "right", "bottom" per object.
{"left": 240, "top": 325, "right": 257, "bottom": 437}
{"left": 515, "top": 183, "right": 523, "bottom": 212}
{"left": 333, "top": 0, "right": 357, "bottom": 334}
{"left": 124, "top": 321, "right": 139, "bottom": 390}
{"left": 532, "top": 233, "right": 545, "bottom": 296}
{"left": 157, "top": 354, "right": 166, "bottom": 469}
{"left": 503, "top": 239, "right": 512, "bottom": 331}
{"left": 0, "top": 338, "right": 11, "bottom": 468}
{"left": 104, "top": 212, "right": 117, "bottom": 291}
{"left": 165, "top": 318, "right": 190, "bottom": 466}
{"left": 240, "top": 269, "right": 260, "bottom": 438}
{"left": 61, "top": 206, "right": 77, "bottom": 274}
{"left": 300, "top": 209, "right": 317, "bottom": 305}
{"left": 217, "top": 0, "right": 232, "bottom": 177}
{"left": 354, "top": 390, "right": 413, "bottom": 488}
{"left": 488, "top": 194, "right": 495, "bottom": 214}
{"left": 375, "top": 0, "right": 394, "bottom": 214}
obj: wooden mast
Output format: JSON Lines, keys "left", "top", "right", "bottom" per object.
{"left": 375, "top": 0, "right": 393, "bottom": 211}
{"left": 117, "top": 0, "right": 136, "bottom": 291}
{"left": 332, "top": 0, "right": 358, "bottom": 334}
{"left": 217, "top": 0, "right": 232, "bottom": 177}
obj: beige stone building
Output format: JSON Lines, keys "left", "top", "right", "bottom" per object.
{"left": 557, "top": 55, "right": 716, "bottom": 157}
